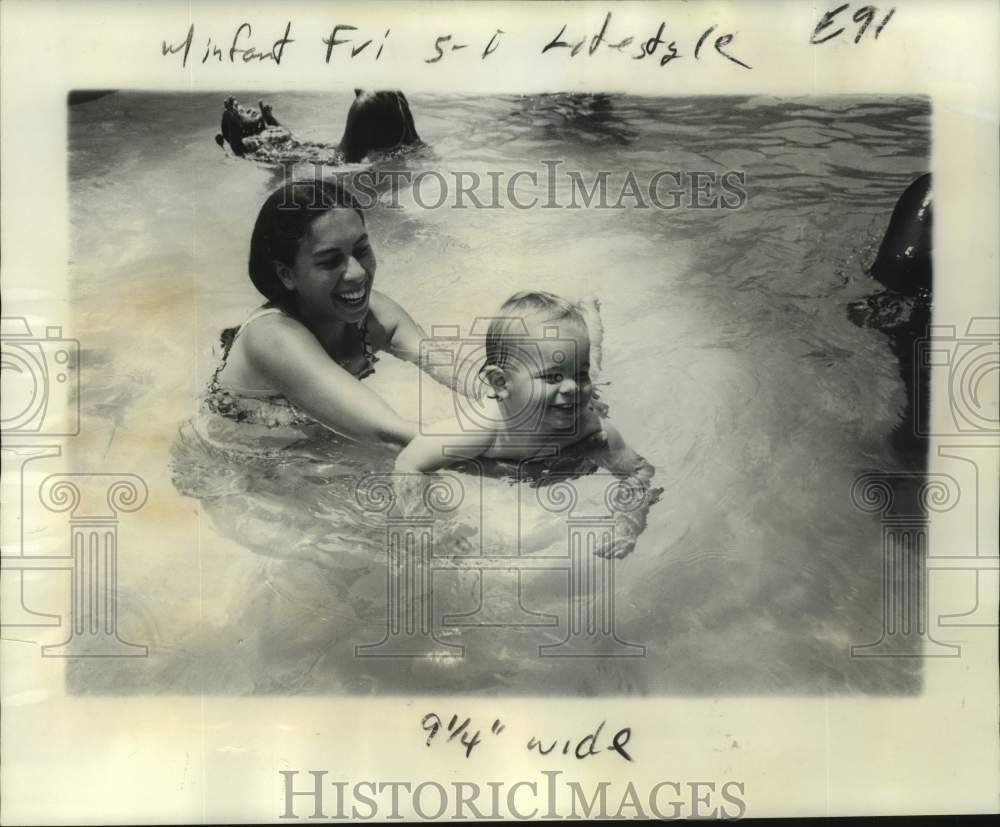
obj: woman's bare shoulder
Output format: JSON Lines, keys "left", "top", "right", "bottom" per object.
{"left": 240, "top": 312, "right": 316, "bottom": 363}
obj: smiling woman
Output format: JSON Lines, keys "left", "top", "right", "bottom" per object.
{"left": 207, "top": 178, "right": 449, "bottom": 445}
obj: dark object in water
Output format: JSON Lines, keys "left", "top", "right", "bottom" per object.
{"left": 67, "top": 90, "right": 116, "bottom": 106}
{"left": 259, "top": 101, "right": 281, "bottom": 127}
{"left": 867, "top": 173, "right": 932, "bottom": 296}
{"left": 849, "top": 173, "right": 934, "bottom": 467}
{"left": 338, "top": 89, "right": 421, "bottom": 163}
{"left": 213, "top": 90, "right": 421, "bottom": 165}
{"left": 215, "top": 96, "right": 274, "bottom": 157}
{"left": 847, "top": 290, "right": 921, "bottom": 331}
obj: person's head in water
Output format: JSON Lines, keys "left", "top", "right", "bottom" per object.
{"left": 248, "top": 179, "right": 373, "bottom": 326}
{"left": 258, "top": 99, "right": 279, "bottom": 126}
{"left": 481, "top": 291, "right": 594, "bottom": 434}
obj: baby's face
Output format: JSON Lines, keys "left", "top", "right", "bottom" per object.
{"left": 501, "top": 315, "right": 593, "bottom": 435}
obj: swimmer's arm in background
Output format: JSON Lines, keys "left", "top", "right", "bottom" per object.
{"left": 370, "top": 291, "right": 470, "bottom": 396}
{"left": 594, "top": 423, "right": 662, "bottom": 559}
{"left": 242, "top": 313, "right": 416, "bottom": 447}
{"left": 395, "top": 427, "right": 496, "bottom": 473}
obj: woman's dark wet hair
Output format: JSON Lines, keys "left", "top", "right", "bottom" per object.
{"left": 247, "top": 177, "right": 366, "bottom": 312}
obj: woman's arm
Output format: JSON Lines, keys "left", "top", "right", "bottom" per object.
{"left": 370, "top": 291, "right": 468, "bottom": 394}
{"left": 243, "top": 313, "right": 417, "bottom": 447}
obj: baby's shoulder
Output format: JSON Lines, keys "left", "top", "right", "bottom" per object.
{"left": 574, "top": 403, "right": 608, "bottom": 444}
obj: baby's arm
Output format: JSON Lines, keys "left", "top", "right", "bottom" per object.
{"left": 395, "top": 427, "right": 496, "bottom": 473}
{"left": 600, "top": 423, "right": 654, "bottom": 482}
{"left": 594, "top": 423, "right": 661, "bottom": 558}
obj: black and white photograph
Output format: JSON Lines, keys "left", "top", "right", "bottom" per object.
{"left": 61, "top": 89, "right": 937, "bottom": 696}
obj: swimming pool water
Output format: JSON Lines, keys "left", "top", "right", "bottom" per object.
{"left": 67, "top": 92, "right": 929, "bottom": 695}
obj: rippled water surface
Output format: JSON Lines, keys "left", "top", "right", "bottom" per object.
{"left": 67, "top": 92, "right": 929, "bottom": 695}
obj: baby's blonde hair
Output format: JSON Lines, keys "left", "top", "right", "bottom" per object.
{"left": 483, "top": 291, "right": 587, "bottom": 370}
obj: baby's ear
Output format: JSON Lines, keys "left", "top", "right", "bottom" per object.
{"left": 481, "top": 364, "right": 509, "bottom": 399}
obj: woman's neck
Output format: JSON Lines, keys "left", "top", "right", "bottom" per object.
{"left": 293, "top": 301, "right": 359, "bottom": 356}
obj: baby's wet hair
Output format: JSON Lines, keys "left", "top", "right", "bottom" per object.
{"left": 483, "top": 290, "right": 588, "bottom": 370}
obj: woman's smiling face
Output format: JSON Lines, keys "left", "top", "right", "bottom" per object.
{"left": 279, "top": 208, "right": 375, "bottom": 324}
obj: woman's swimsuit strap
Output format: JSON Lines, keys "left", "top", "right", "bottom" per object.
{"left": 215, "top": 306, "right": 289, "bottom": 398}
{"left": 230, "top": 305, "right": 286, "bottom": 349}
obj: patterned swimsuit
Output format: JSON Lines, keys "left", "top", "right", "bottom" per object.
{"left": 204, "top": 307, "right": 377, "bottom": 429}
